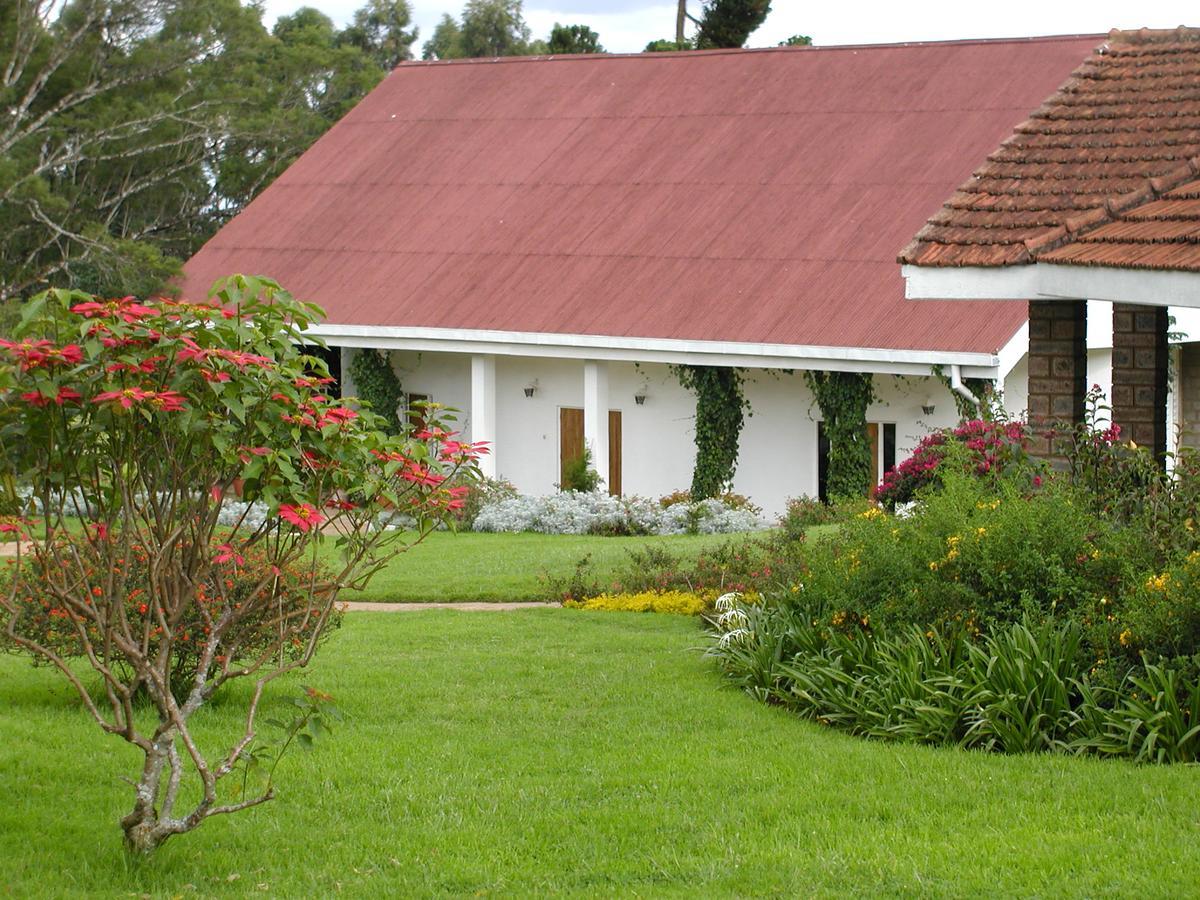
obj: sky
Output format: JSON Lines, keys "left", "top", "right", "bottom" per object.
{"left": 258, "top": 0, "right": 1199, "bottom": 55}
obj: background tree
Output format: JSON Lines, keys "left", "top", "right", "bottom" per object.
{"left": 547, "top": 23, "right": 604, "bottom": 55}
{"left": 695, "top": 0, "right": 772, "bottom": 49}
{"left": 647, "top": 0, "right": 775, "bottom": 52}
{"left": 0, "top": 0, "right": 392, "bottom": 305}
{"left": 423, "top": 2, "right": 603, "bottom": 60}
{"left": 338, "top": 0, "right": 418, "bottom": 69}
{"left": 422, "top": 13, "right": 463, "bottom": 59}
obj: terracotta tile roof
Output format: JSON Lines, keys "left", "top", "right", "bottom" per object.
{"left": 184, "top": 36, "right": 1101, "bottom": 354}
{"left": 900, "top": 27, "right": 1200, "bottom": 271}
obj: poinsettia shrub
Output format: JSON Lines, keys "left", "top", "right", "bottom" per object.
{"left": 5, "top": 537, "right": 342, "bottom": 702}
{"left": 0, "top": 276, "right": 484, "bottom": 853}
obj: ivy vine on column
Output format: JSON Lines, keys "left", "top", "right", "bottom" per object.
{"left": 349, "top": 348, "right": 405, "bottom": 435}
{"left": 674, "top": 365, "right": 746, "bottom": 500}
{"left": 804, "top": 370, "right": 875, "bottom": 499}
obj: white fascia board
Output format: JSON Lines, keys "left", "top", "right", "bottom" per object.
{"left": 996, "top": 321, "right": 1029, "bottom": 382}
{"left": 303, "top": 324, "right": 999, "bottom": 378}
{"left": 904, "top": 261, "right": 1200, "bottom": 309}
{"left": 1038, "top": 264, "right": 1200, "bottom": 308}
{"left": 902, "top": 264, "right": 1040, "bottom": 300}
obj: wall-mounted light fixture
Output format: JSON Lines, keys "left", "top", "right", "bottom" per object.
{"left": 921, "top": 396, "right": 936, "bottom": 416}
{"left": 634, "top": 386, "right": 648, "bottom": 406}
{"left": 523, "top": 379, "right": 539, "bottom": 399}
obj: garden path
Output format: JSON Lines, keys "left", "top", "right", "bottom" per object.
{"left": 341, "top": 601, "right": 558, "bottom": 612}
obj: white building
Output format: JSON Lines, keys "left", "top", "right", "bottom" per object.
{"left": 183, "top": 33, "right": 1198, "bottom": 517}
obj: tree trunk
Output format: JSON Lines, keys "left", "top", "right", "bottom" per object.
{"left": 676, "top": 0, "right": 687, "bottom": 45}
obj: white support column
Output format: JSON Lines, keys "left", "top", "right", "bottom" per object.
{"left": 583, "top": 360, "right": 609, "bottom": 490}
{"left": 470, "top": 354, "right": 497, "bottom": 479}
{"left": 339, "top": 347, "right": 356, "bottom": 400}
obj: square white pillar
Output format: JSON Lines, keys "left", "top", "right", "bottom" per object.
{"left": 584, "top": 360, "right": 609, "bottom": 490}
{"left": 470, "top": 354, "right": 497, "bottom": 480}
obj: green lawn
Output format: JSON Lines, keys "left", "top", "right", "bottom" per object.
{"left": 2, "top": 611, "right": 1198, "bottom": 897}
{"left": 320, "top": 530, "right": 755, "bottom": 602}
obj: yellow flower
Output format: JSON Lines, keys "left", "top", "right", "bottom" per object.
{"left": 945, "top": 548, "right": 959, "bottom": 561}
{"left": 929, "top": 561, "right": 939, "bottom": 571}
{"left": 975, "top": 527, "right": 987, "bottom": 538}
{"left": 858, "top": 506, "right": 884, "bottom": 520}
{"left": 1145, "top": 573, "right": 1170, "bottom": 592}
{"left": 1119, "top": 629, "right": 1133, "bottom": 647}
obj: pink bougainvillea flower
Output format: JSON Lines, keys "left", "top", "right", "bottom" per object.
{"left": 71, "top": 296, "right": 157, "bottom": 323}
{"left": 278, "top": 503, "right": 325, "bottom": 532}
{"left": 87, "top": 522, "right": 109, "bottom": 540}
{"left": 213, "top": 543, "right": 245, "bottom": 566}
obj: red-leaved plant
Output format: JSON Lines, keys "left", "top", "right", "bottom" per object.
{"left": 0, "top": 276, "right": 484, "bottom": 853}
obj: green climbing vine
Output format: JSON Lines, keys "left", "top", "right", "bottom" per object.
{"left": 805, "top": 371, "right": 875, "bottom": 499}
{"left": 931, "top": 365, "right": 995, "bottom": 421}
{"left": 349, "top": 348, "right": 405, "bottom": 434}
{"left": 673, "top": 365, "right": 747, "bottom": 500}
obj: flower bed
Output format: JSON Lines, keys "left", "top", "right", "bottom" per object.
{"left": 472, "top": 491, "right": 764, "bottom": 536}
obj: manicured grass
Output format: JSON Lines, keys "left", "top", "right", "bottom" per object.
{"left": 320, "top": 530, "right": 756, "bottom": 602}
{"left": 2, "top": 610, "right": 1199, "bottom": 897}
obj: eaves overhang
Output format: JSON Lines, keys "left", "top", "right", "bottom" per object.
{"left": 903, "top": 263, "right": 1200, "bottom": 309}
{"left": 304, "top": 324, "right": 1002, "bottom": 379}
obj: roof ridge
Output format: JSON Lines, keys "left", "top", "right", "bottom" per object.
{"left": 1108, "top": 26, "right": 1200, "bottom": 46}
{"left": 394, "top": 33, "right": 1105, "bottom": 69}
{"left": 1020, "top": 157, "right": 1200, "bottom": 256}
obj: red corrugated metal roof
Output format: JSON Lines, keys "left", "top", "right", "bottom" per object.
{"left": 183, "top": 36, "right": 1103, "bottom": 354}
{"left": 902, "top": 27, "right": 1200, "bottom": 272}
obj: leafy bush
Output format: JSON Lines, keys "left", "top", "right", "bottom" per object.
{"left": 545, "top": 538, "right": 780, "bottom": 605}
{"left": 0, "top": 278, "right": 484, "bottom": 851}
{"left": 4, "top": 537, "right": 342, "bottom": 701}
{"left": 705, "top": 393, "right": 1200, "bottom": 764}
{"left": 778, "top": 495, "right": 838, "bottom": 539}
{"left": 472, "top": 492, "right": 765, "bottom": 536}
{"left": 709, "top": 596, "right": 1200, "bottom": 762}
{"left": 560, "top": 446, "right": 601, "bottom": 493}
{"left": 565, "top": 590, "right": 709, "bottom": 615}
{"left": 875, "top": 418, "right": 1039, "bottom": 510}
{"left": 452, "top": 475, "right": 519, "bottom": 528}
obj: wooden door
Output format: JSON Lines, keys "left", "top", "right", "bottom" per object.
{"left": 559, "top": 407, "right": 622, "bottom": 495}
{"left": 560, "top": 408, "right": 584, "bottom": 488}
{"left": 608, "top": 410, "right": 622, "bottom": 496}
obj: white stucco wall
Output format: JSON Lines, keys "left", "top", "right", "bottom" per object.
{"left": 372, "top": 350, "right": 962, "bottom": 518}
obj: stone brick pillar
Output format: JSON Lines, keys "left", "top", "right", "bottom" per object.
{"left": 1181, "top": 342, "right": 1200, "bottom": 452}
{"left": 1026, "top": 299, "right": 1087, "bottom": 459}
{"left": 1111, "top": 304, "right": 1168, "bottom": 460}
